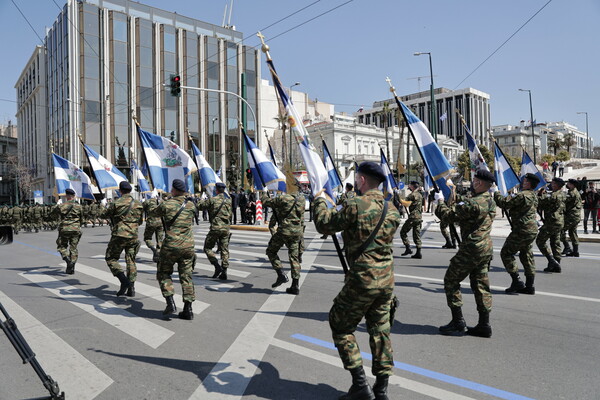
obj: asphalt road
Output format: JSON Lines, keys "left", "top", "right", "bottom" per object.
{"left": 1, "top": 219, "right": 599, "bottom": 400}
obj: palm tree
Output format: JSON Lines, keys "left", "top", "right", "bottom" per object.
{"left": 562, "top": 133, "right": 576, "bottom": 156}
{"left": 548, "top": 137, "right": 562, "bottom": 155}
{"left": 273, "top": 113, "right": 288, "bottom": 165}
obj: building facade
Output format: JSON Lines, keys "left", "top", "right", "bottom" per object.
{"left": 491, "top": 121, "right": 541, "bottom": 159}
{"left": 0, "top": 123, "right": 18, "bottom": 205}
{"left": 15, "top": 0, "right": 260, "bottom": 201}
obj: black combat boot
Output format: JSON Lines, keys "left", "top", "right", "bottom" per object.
{"left": 63, "top": 257, "right": 75, "bottom": 275}
{"left": 517, "top": 275, "right": 535, "bottom": 295}
{"left": 543, "top": 254, "right": 561, "bottom": 273}
{"left": 286, "top": 278, "right": 300, "bottom": 295}
{"left": 441, "top": 239, "right": 453, "bottom": 248}
{"left": 218, "top": 269, "right": 228, "bottom": 281}
{"left": 439, "top": 307, "right": 466, "bottom": 336}
{"left": 467, "top": 311, "right": 492, "bottom": 338}
{"left": 561, "top": 241, "right": 572, "bottom": 256}
{"left": 411, "top": 248, "right": 422, "bottom": 259}
{"left": 178, "top": 301, "right": 193, "bottom": 320}
{"left": 163, "top": 296, "right": 177, "bottom": 318}
{"left": 211, "top": 259, "right": 223, "bottom": 279}
{"left": 339, "top": 366, "right": 375, "bottom": 400}
{"left": 149, "top": 245, "right": 159, "bottom": 263}
{"left": 570, "top": 244, "right": 579, "bottom": 257}
{"left": 401, "top": 246, "right": 412, "bottom": 256}
{"left": 126, "top": 283, "right": 135, "bottom": 297}
{"left": 116, "top": 272, "right": 132, "bottom": 296}
{"left": 272, "top": 269, "right": 289, "bottom": 288}
{"left": 372, "top": 375, "right": 389, "bottom": 400}
{"left": 505, "top": 272, "right": 525, "bottom": 293}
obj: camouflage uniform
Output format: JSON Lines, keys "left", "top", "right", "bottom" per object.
{"left": 142, "top": 198, "right": 165, "bottom": 252}
{"left": 151, "top": 195, "right": 197, "bottom": 302}
{"left": 400, "top": 189, "right": 423, "bottom": 249}
{"left": 313, "top": 188, "right": 401, "bottom": 377}
{"left": 536, "top": 190, "right": 566, "bottom": 263}
{"left": 436, "top": 191, "right": 496, "bottom": 313}
{"left": 11, "top": 205, "right": 22, "bottom": 234}
{"left": 51, "top": 200, "right": 83, "bottom": 265}
{"left": 561, "top": 187, "right": 582, "bottom": 248}
{"left": 494, "top": 189, "right": 539, "bottom": 276}
{"left": 197, "top": 193, "right": 232, "bottom": 273}
{"left": 336, "top": 190, "right": 356, "bottom": 205}
{"left": 103, "top": 194, "right": 144, "bottom": 282}
{"left": 32, "top": 204, "right": 43, "bottom": 232}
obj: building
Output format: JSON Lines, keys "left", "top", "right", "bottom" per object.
{"left": 543, "top": 121, "right": 594, "bottom": 158}
{"left": 15, "top": 0, "right": 260, "bottom": 202}
{"left": 490, "top": 121, "right": 541, "bottom": 159}
{"left": 0, "top": 122, "right": 18, "bottom": 204}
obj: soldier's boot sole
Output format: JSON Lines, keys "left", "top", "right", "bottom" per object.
{"left": 467, "top": 323, "right": 492, "bottom": 338}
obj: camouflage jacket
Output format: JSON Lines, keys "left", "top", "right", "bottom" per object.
{"left": 197, "top": 193, "right": 232, "bottom": 232}
{"left": 261, "top": 192, "right": 305, "bottom": 236}
{"left": 11, "top": 206, "right": 22, "bottom": 219}
{"left": 564, "top": 187, "right": 582, "bottom": 221}
{"left": 336, "top": 190, "right": 356, "bottom": 205}
{"left": 150, "top": 195, "right": 196, "bottom": 250}
{"left": 538, "top": 190, "right": 566, "bottom": 228}
{"left": 51, "top": 200, "right": 83, "bottom": 232}
{"left": 102, "top": 194, "right": 143, "bottom": 238}
{"left": 143, "top": 198, "right": 164, "bottom": 229}
{"left": 406, "top": 190, "right": 423, "bottom": 219}
{"left": 494, "top": 190, "right": 538, "bottom": 233}
{"left": 32, "top": 205, "right": 43, "bottom": 218}
{"left": 437, "top": 191, "right": 495, "bottom": 257}
{"left": 313, "top": 189, "right": 401, "bottom": 290}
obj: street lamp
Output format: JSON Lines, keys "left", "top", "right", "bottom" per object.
{"left": 577, "top": 112, "right": 589, "bottom": 159}
{"left": 518, "top": 89, "right": 536, "bottom": 164}
{"left": 414, "top": 52, "right": 437, "bottom": 142}
{"left": 211, "top": 117, "right": 219, "bottom": 167}
{"left": 288, "top": 82, "right": 301, "bottom": 169}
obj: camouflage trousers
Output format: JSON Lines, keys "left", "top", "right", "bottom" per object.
{"left": 56, "top": 230, "right": 82, "bottom": 263}
{"left": 329, "top": 284, "right": 394, "bottom": 376}
{"left": 561, "top": 217, "right": 581, "bottom": 246}
{"left": 105, "top": 236, "right": 140, "bottom": 282}
{"left": 157, "top": 246, "right": 196, "bottom": 302}
{"left": 144, "top": 223, "right": 164, "bottom": 249}
{"left": 400, "top": 217, "right": 422, "bottom": 248}
{"left": 440, "top": 220, "right": 451, "bottom": 242}
{"left": 501, "top": 230, "right": 538, "bottom": 276}
{"left": 444, "top": 247, "right": 493, "bottom": 313}
{"left": 204, "top": 229, "right": 230, "bottom": 269}
{"left": 266, "top": 231, "right": 302, "bottom": 280}
{"left": 536, "top": 223, "right": 563, "bottom": 261}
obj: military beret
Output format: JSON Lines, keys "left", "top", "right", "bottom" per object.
{"left": 568, "top": 178, "right": 578, "bottom": 185}
{"left": 357, "top": 161, "right": 386, "bottom": 183}
{"left": 474, "top": 169, "right": 496, "bottom": 184}
{"left": 119, "top": 181, "right": 132, "bottom": 191}
{"left": 552, "top": 177, "right": 565, "bottom": 187}
{"left": 172, "top": 179, "right": 186, "bottom": 192}
{"left": 524, "top": 173, "right": 540, "bottom": 185}
{"left": 410, "top": 181, "right": 420, "bottom": 187}
{"left": 65, "top": 188, "right": 76, "bottom": 195}
{"left": 216, "top": 182, "right": 226, "bottom": 190}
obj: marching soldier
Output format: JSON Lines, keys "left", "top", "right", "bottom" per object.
{"left": 537, "top": 177, "right": 567, "bottom": 273}
{"left": 142, "top": 192, "right": 164, "bottom": 263}
{"left": 494, "top": 173, "right": 540, "bottom": 294}
{"left": 103, "top": 181, "right": 144, "bottom": 297}
{"left": 399, "top": 181, "right": 423, "bottom": 259}
{"left": 561, "top": 178, "right": 582, "bottom": 257}
{"left": 336, "top": 182, "right": 356, "bottom": 205}
{"left": 12, "top": 203, "right": 23, "bottom": 234}
{"left": 32, "top": 203, "right": 43, "bottom": 233}
{"left": 197, "top": 182, "right": 232, "bottom": 280}
{"left": 151, "top": 179, "right": 197, "bottom": 320}
{"left": 313, "top": 162, "right": 401, "bottom": 400}
{"left": 436, "top": 169, "right": 496, "bottom": 338}
{"left": 51, "top": 188, "right": 83, "bottom": 274}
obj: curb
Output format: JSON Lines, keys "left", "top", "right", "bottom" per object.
{"left": 579, "top": 237, "right": 600, "bottom": 243}
{"left": 230, "top": 225, "right": 270, "bottom": 232}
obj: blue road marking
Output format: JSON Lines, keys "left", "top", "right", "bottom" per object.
{"left": 14, "top": 241, "right": 60, "bottom": 257}
{"left": 291, "top": 333, "right": 535, "bottom": 400}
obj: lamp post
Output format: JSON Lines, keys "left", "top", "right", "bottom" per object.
{"left": 288, "top": 82, "right": 301, "bottom": 169}
{"left": 211, "top": 117, "right": 218, "bottom": 167}
{"left": 577, "top": 111, "right": 589, "bottom": 158}
{"left": 414, "top": 52, "right": 437, "bottom": 142}
{"left": 518, "top": 89, "right": 536, "bottom": 164}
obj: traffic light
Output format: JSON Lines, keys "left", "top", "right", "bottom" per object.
{"left": 246, "top": 168, "right": 252, "bottom": 181}
{"left": 169, "top": 74, "right": 181, "bottom": 97}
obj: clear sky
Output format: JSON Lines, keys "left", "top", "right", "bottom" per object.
{"left": 1, "top": 0, "right": 599, "bottom": 142}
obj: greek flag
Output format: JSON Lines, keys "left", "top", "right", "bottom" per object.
{"left": 52, "top": 153, "right": 95, "bottom": 200}
{"left": 131, "top": 160, "right": 151, "bottom": 194}
{"left": 136, "top": 125, "right": 196, "bottom": 193}
{"left": 380, "top": 149, "right": 397, "bottom": 200}
{"left": 82, "top": 144, "right": 127, "bottom": 190}
{"left": 266, "top": 59, "right": 335, "bottom": 206}
{"left": 244, "top": 133, "right": 286, "bottom": 192}
{"left": 323, "top": 140, "right": 342, "bottom": 190}
{"left": 520, "top": 150, "right": 546, "bottom": 190}
{"left": 463, "top": 123, "right": 489, "bottom": 177}
{"left": 493, "top": 143, "right": 520, "bottom": 195}
{"left": 190, "top": 141, "right": 222, "bottom": 196}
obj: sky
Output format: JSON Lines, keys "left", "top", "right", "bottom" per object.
{"left": 1, "top": 0, "right": 599, "bottom": 142}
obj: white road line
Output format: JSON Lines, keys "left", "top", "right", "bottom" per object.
{"left": 20, "top": 270, "right": 174, "bottom": 348}
{"left": 0, "top": 290, "right": 114, "bottom": 400}
{"left": 188, "top": 236, "right": 324, "bottom": 399}
{"left": 313, "top": 263, "right": 600, "bottom": 304}
{"left": 270, "top": 338, "right": 477, "bottom": 400}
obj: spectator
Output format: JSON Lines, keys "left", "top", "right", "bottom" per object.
{"left": 551, "top": 160, "right": 558, "bottom": 177}
{"left": 426, "top": 189, "right": 435, "bottom": 213}
{"left": 238, "top": 189, "right": 248, "bottom": 224}
{"left": 230, "top": 188, "right": 238, "bottom": 224}
{"left": 558, "top": 161, "right": 565, "bottom": 177}
{"left": 583, "top": 182, "right": 600, "bottom": 234}
{"left": 542, "top": 160, "right": 549, "bottom": 173}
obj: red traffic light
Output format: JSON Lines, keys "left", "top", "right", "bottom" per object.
{"left": 169, "top": 74, "right": 181, "bottom": 97}
{"left": 173, "top": 75, "right": 180, "bottom": 82}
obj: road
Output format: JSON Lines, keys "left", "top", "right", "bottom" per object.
{"left": 1, "top": 219, "right": 599, "bottom": 400}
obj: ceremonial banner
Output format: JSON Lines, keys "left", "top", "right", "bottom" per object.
{"left": 493, "top": 143, "right": 520, "bottom": 195}
{"left": 82, "top": 144, "right": 128, "bottom": 190}
{"left": 520, "top": 150, "right": 546, "bottom": 190}
{"left": 52, "top": 153, "right": 95, "bottom": 200}
{"left": 131, "top": 160, "right": 151, "bottom": 194}
{"left": 244, "top": 133, "right": 286, "bottom": 192}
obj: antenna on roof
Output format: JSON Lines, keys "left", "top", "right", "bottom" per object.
{"left": 227, "top": 0, "right": 234, "bottom": 28}
{"left": 222, "top": 2, "right": 228, "bottom": 27}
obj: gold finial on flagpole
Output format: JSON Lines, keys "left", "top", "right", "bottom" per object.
{"left": 386, "top": 77, "right": 397, "bottom": 96}
{"left": 132, "top": 112, "right": 139, "bottom": 126}
{"left": 257, "top": 31, "right": 272, "bottom": 61}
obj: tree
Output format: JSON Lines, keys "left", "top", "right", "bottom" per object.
{"left": 556, "top": 150, "right": 571, "bottom": 162}
{"left": 5, "top": 154, "right": 35, "bottom": 204}
{"left": 456, "top": 145, "right": 494, "bottom": 180}
{"left": 562, "top": 133, "right": 576, "bottom": 156}
{"left": 541, "top": 153, "right": 555, "bottom": 164}
{"left": 548, "top": 137, "right": 562, "bottom": 155}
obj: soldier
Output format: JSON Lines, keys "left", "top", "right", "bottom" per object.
{"left": 150, "top": 179, "right": 197, "bottom": 320}
{"left": 32, "top": 203, "right": 43, "bottom": 233}
{"left": 261, "top": 187, "right": 305, "bottom": 295}
{"left": 11, "top": 203, "right": 22, "bottom": 234}
{"left": 51, "top": 188, "right": 83, "bottom": 274}
{"left": 436, "top": 169, "right": 496, "bottom": 338}
{"left": 142, "top": 192, "right": 164, "bottom": 263}
{"left": 336, "top": 182, "right": 356, "bottom": 205}
{"left": 399, "top": 181, "right": 423, "bottom": 259}
{"left": 313, "top": 162, "right": 401, "bottom": 400}
{"left": 562, "top": 179, "right": 582, "bottom": 257}
{"left": 537, "top": 177, "right": 567, "bottom": 273}
{"left": 102, "top": 181, "right": 144, "bottom": 297}
{"left": 197, "top": 182, "right": 231, "bottom": 280}
{"left": 494, "top": 173, "right": 540, "bottom": 294}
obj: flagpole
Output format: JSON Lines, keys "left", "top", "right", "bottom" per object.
{"left": 187, "top": 131, "right": 202, "bottom": 193}
{"left": 77, "top": 133, "right": 104, "bottom": 198}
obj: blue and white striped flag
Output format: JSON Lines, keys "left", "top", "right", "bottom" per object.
{"left": 380, "top": 149, "right": 397, "bottom": 200}
{"left": 131, "top": 160, "right": 151, "bottom": 194}
{"left": 493, "top": 143, "right": 520, "bottom": 195}
{"left": 520, "top": 150, "right": 546, "bottom": 191}
{"left": 462, "top": 120, "right": 489, "bottom": 177}
{"left": 136, "top": 125, "right": 196, "bottom": 193}
{"left": 190, "top": 141, "right": 222, "bottom": 196}
{"left": 82, "top": 144, "right": 127, "bottom": 191}
{"left": 52, "top": 153, "right": 95, "bottom": 200}
{"left": 244, "top": 133, "right": 286, "bottom": 192}
{"left": 323, "top": 140, "right": 342, "bottom": 190}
